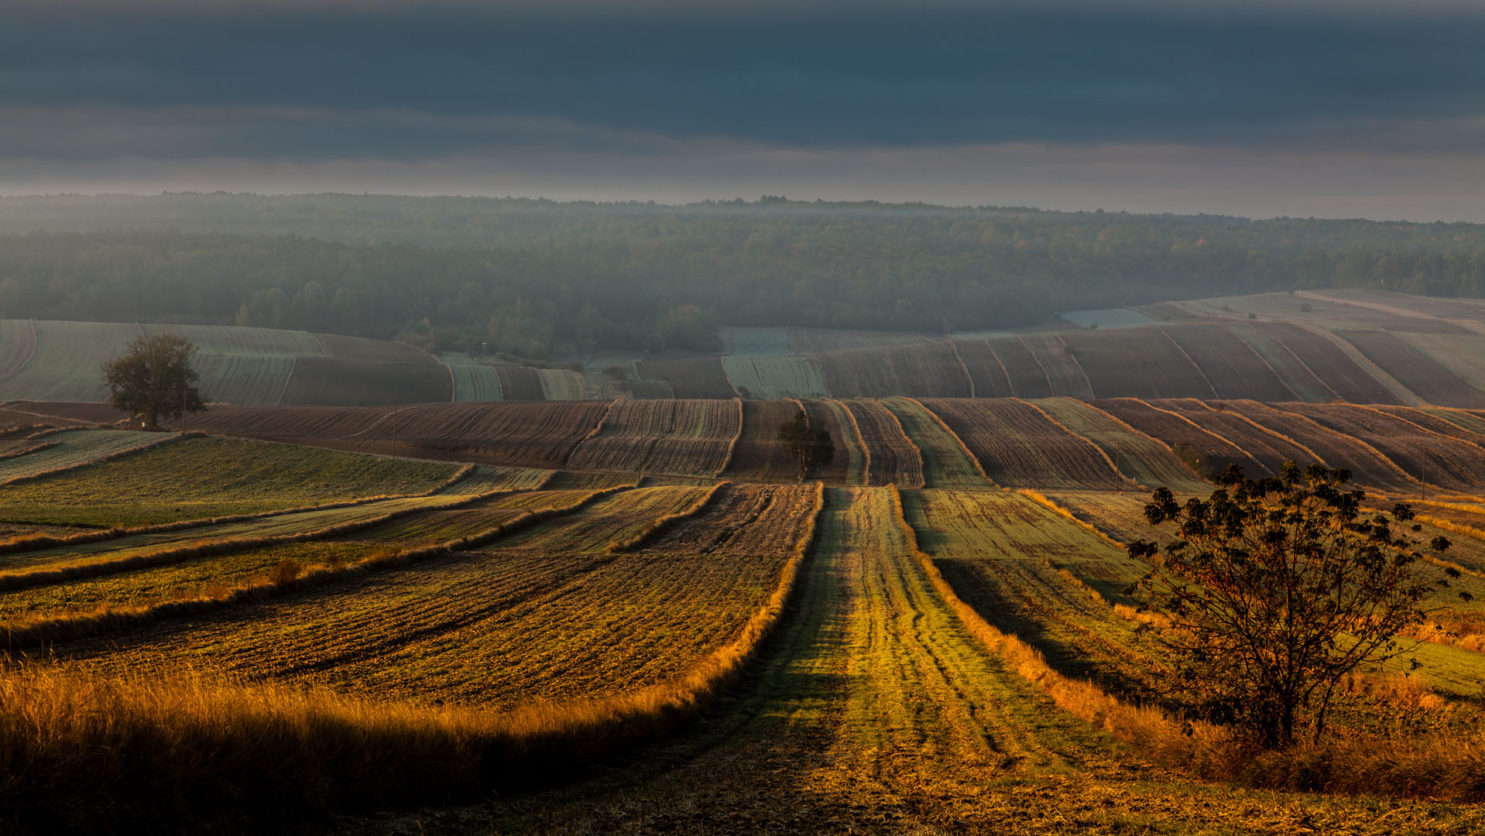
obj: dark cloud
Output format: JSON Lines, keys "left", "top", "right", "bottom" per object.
{"left": 2, "top": 5, "right": 1484, "bottom": 159}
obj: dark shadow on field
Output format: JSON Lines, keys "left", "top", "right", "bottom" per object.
{"left": 935, "top": 557, "right": 1168, "bottom": 709}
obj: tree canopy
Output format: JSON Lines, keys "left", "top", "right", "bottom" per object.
{"left": 102, "top": 334, "right": 207, "bottom": 430}
{"left": 1127, "top": 463, "right": 1456, "bottom": 750}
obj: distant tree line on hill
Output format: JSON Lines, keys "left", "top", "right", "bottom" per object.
{"left": 1, "top": 196, "right": 1485, "bottom": 358}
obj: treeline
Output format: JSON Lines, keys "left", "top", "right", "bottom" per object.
{"left": 1, "top": 195, "right": 1485, "bottom": 358}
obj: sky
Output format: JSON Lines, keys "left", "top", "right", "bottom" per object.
{"left": 4, "top": 1, "right": 1485, "bottom": 220}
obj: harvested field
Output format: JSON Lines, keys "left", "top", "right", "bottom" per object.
{"left": 497, "top": 487, "right": 708, "bottom": 552}
{"left": 1395, "top": 333, "right": 1485, "bottom": 394}
{"left": 566, "top": 400, "right": 741, "bottom": 477}
{"left": 1033, "top": 398, "right": 1208, "bottom": 493}
{"left": 493, "top": 363, "right": 545, "bottom": 401}
{"left": 1019, "top": 335, "right": 1094, "bottom": 399}
{"left": 722, "top": 400, "right": 804, "bottom": 483}
{"left": 821, "top": 401, "right": 868, "bottom": 485}
{"left": 1155, "top": 399, "right": 1326, "bottom": 475}
{"left": 720, "top": 354, "right": 827, "bottom": 400}
{"left": 1371, "top": 406, "right": 1485, "bottom": 451}
{"left": 1251, "top": 322, "right": 1400, "bottom": 404}
{"left": 842, "top": 400, "right": 924, "bottom": 488}
{"left": 1424, "top": 407, "right": 1485, "bottom": 439}
{"left": 881, "top": 398, "right": 989, "bottom": 489}
{"left": 923, "top": 399, "right": 1125, "bottom": 490}
{"left": 1094, "top": 398, "right": 1267, "bottom": 477}
{"left": 800, "top": 400, "right": 851, "bottom": 484}
{"left": 1225, "top": 324, "right": 1338, "bottom": 402}
{"left": 633, "top": 482, "right": 819, "bottom": 556}
{"left": 1278, "top": 403, "right": 1485, "bottom": 493}
{"left": 1219, "top": 400, "right": 1418, "bottom": 493}
{"left": 0, "top": 437, "right": 458, "bottom": 527}
{"left": 441, "top": 354, "right": 503, "bottom": 402}
{"left": 815, "top": 343, "right": 970, "bottom": 398}
{"left": 55, "top": 485, "right": 803, "bottom": 709}
{"left": 636, "top": 357, "right": 736, "bottom": 399}
{"left": 986, "top": 337, "right": 1051, "bottom": 398}
{"left": 1046, "top": 490, "right": 1171, "bottom": 545}
{"left": 952, "top": 340, "right": 1015, "bottom": 398}
{"left": 1062, "top": 328, "right": 1213, "bottom": 399}
{"left": 1338, "top": 330, "right": 1485, "bottom": 407}
{"left": 1163, "top": 325, "right": 1295, "bottom": 401}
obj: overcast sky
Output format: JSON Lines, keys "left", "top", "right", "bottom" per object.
{"left": 5, "top": 1, "right": 1485, "bottom": 220}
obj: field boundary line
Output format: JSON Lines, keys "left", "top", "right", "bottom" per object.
{"left": 899, "top": 397, "right": 996, "bottom": 487}
{"left": 983, "top": 339, "right": 1015, "bottom": 397}
{"left": 0, "top": 320, "right": 39, "bottom": 384}
{"left": 830, "top": 399, "right": 871, "bottom": 486}
{"left": 1197, "top": 400, "right": 1331, "bottom": 468}
{"left": 609, "top": 482, "right": 729, "bottom": 553}
{"left": 1223, "top": 327, "right": 1301, "bottom": 401}
{"left": 947, "top": 339, "right": 975, "bottom": 398}
{"left": 1134, "top": 398, "right": 1270, "bottom": 476}
{"left": 1157, "top": 328, "right": 1219, "bottom": 399}
{"left": 1015, "top": 336, "right": 1054, "bottom": 396}
{"left": 1262, "top": 403, "right": 1420, "bottom": 490}
{"left": 1017, "top": 398, "right": 1139, "bottom": 491}
{"left": 0, "top": 479, "right": 618, "bottom": 647}
{"left": 1237, "top": 325, "right": 1339, "bottom": 402}
{"left": 716, "top": 398, "right": 744, "bottom": 477}
{"left": 1307, "top": 324, "right": 1423, "bottom": 406}
{"left": 1079, "top": 399, "right": 1206, "bottom": 484}
{"left": 1056, "top": 334, "right": 1097, "bottom": 398}
{"left": 1358, "top": 404, "right": 1485, "bottom": 459}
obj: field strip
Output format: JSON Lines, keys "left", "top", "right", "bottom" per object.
{"left": 947, "top": 339, "right": 975, "bottom": 397}
{"left": 1017, "top": 398, "right": 1141, "bottom": 491}
{"left": 1157, "top": 329, "right": 1219, "bottom": 398}
{"left": 826, "top": 399, "right": 870, "bottom": 485}
{"left": 608, "top": 482, "right": 729, "bottom": 553}
{"left": 1309, "top": 325, "right": 1425, "bottom": 406}
{"left": 0, "top": 429, "right": 180, "bottom": 488}
{"left": 885, "top": 397, "right": 992, "bottom": 488}
{"left": 715, "top": 398, "right": 744, "bottom": 476}
{"left": 0, "top": 485, "right": 631, "bottom": 647}
{"left": 1199, "top": 400, "right": 1331, "bottom": 468}
{"left": 1131, "top": 398, "right": 1271, "bottom": 475}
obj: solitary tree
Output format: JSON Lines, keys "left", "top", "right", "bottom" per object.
{"left": 778, "top": 410, "right": 833, "bottom": 480}
{"left": 1127, "top": 462, "right": 1455, "bottom": 750}
{"left": 102, "top": 334, "right": 207, "bottom": 430}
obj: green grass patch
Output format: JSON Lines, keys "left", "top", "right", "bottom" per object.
{"left": 0, "top": 438, "right": 459, "bottom": 527}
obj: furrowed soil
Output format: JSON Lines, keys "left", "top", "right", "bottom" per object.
{"left": 373, "top": 487, "right": 1485, "bottom": 835}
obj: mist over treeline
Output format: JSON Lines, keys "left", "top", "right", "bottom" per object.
{"left": 3, "top": 194, "right": 1485, "bottom": 359}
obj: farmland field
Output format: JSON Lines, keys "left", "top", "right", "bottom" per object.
{"left": 15, "top": 293, "right": 1485, "bottom": 831}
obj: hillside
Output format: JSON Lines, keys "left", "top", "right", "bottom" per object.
{"left": 9, "top": 289, "right": 1485, "bottom": 409}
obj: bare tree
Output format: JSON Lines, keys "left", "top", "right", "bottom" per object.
{"left": 1128, "top": 462, "right": 1456, "bottom": 749}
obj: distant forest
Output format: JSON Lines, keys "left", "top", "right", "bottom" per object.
{"left": 2, "top": 194, "right": 1485, "bottom": 359}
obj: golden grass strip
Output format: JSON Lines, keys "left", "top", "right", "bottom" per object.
{"left": 0, "top": 482, "right": 826, "bottom": 831}
{"left": 883, "top": 484, "right": 1230, "bottom": 774}
{"left": 608, "top": 481, "right": 730, "bottom": 553}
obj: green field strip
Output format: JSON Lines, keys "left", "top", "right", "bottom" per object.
{"left": 0, "top": 437, "right": 459, "bottom": 527}
{"left": 1033, "top": 398, "right": 1208, "bottom": 494}
{"left": 0, "top": 429, "right": 174, "bottom": 485}
{"left": 880, "top": 398, "right": 990, "bottom": 489}
{"left": 721, "top": 354, "right": 828, "bottom": 399}
{"left": 440, "top": 353, "right": 504, "bottom": 402}
{"left": 0, "top": 320, "right": 141, "bottom": 401}
{"left": 0, "top": 319, "right": 36, "bottom": 381}
{"left": 536, "top": 368, "right": 584, "bottom": 401}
